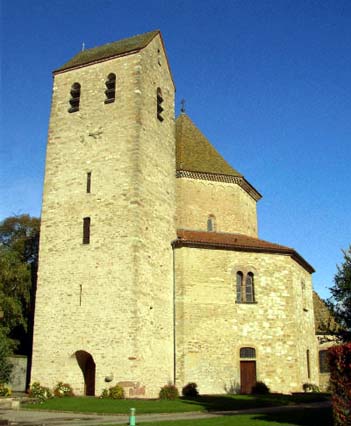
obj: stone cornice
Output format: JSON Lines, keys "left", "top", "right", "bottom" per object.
{"left": 176, "top": 170, "right": 262, "bottom": 201}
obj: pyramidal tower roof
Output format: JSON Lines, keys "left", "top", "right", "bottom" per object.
{"left": 176, "top": 113, "right": 242, "bottom": 176}
{"left": 176, "top": 113, "right": 261, "bottom": 200}
{"left": 55, "top": 30, "right": 160, "bottom": 73}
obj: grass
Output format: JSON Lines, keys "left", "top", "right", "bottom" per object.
{"left": 23, "top": 393, "right": 330, "bottom": 415}
{"left": 139, "top": 406, "right": 333, "bottom": 426}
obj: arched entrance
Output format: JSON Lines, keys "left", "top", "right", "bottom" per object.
{"left": 75, "top": 350, "right": 96, "bottom": 396}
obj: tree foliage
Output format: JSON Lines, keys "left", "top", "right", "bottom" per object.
{"left": 0, "top": 215, "right": 40, "bottom": 353}
{"left": 328, "top": 246, "right": 351, "bottom": 342}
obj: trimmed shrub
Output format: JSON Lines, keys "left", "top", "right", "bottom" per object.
{"left": 100, "top": 388, "right": 109, "bottom": 398}
{"left": 252, "top": 381, "right": 270, "bottom": 394}
{"left": 303, "top": 383, "right": 320, "bottom": 393}
{"left": 0, "top": 383, "right": 11, "bottom": 397}
{"left": 328, "top": 343, "right": 351, "bottom": 426}
{"left": 182, "top": 382, "right": 199, "bottom": 398}
{"left": 53, "top": 382, "right": 74, "bottom": 397}
{"left": 108, "top": 384, "right": 125, "bottom": 399}
{"left": 159, "top": 383, "right": 179, "bottom": 400}
{"left": 28, "top": 382, "right": 52, "bottom": 402}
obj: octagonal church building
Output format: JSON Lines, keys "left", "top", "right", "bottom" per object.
{"left": 31, "top": 30, "right": 318, "bottom": 398}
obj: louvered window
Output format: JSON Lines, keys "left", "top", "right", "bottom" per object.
{"left": 68, "top": 82, "right": 81, "bottom": 113}
{"left": 105, "top": 73, "right": 116, "bottom": 104}
{"left": 157, "top": 88, "right": 164, "bottom": 121}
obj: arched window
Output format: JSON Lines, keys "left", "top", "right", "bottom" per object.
{"left": 236, "top": 271, "right": 256, "bottom": 303}
{"left": 157, "top": 88, "right": 164, "bottom": 121}
{"left": 236, "top": 272, "right": 243, "bottom": 302}
{"left": 207, "top": 215, "right": 216, "bottom": 232}
{"left": 246, "top": 272, "right": 255, "bottom": 303}
{"left": 68, "top": 82, "right": 81, "bottom": 113}
{"left": 240, "top": 347, "right": 256, "bottom": 358}
{"left": 105, "top": 73, "right": 116, "bottom": 103}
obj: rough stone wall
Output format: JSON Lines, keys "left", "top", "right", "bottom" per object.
{"left": 176, "top": 178, "right": 258, "bottom": 236}
{"left": 32, "top": 34, "right": 176, "bottom": 398}
{"left": 174, "top": 247, "right": 318, "bottom": 394}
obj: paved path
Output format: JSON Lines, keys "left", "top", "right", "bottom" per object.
{"left": 0, "top": 401, "right": 331, "bottom": 426}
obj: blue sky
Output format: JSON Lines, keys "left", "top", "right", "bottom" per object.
{"left": 1, "top": 0, "right": 350, "bottom": 300}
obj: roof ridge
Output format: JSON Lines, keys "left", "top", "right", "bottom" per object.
{"left": 55, "top": 30, "right": 160, "bottom": 73}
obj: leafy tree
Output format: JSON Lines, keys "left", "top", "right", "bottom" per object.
{"left": 328, "top": 245, "right": 351, "bottom": 342}
{"left": 0, "top": 215, "right": 40, "bottom": 354}
{"left": 0, "top": 328, "right": 13, "bottom": 383}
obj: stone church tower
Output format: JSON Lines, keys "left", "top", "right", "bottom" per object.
{"left": 31, "top": 31, "right": 177, "bottom": 397}
{"left": 32, "top": 30, "right": 319, "bottom": 397}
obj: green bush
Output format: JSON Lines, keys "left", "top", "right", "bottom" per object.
{"left": 100, "top": 388, "right": 109, "bottom": 398}
{"left": 303, "top": 383, "right": 320, "bottom": 393}
{"left": 159, "top": 383, "right": 179, "bottom": 400}
{"left": 0, "top": 383, "right": 11, "bottom": 397}
{"left": 328, "top": 343, "right": 351, "bottom": 426}
{"left": 53, "top": 382, "right": 74, "bottom": 397}
{"left": 252, "top": 381, "right": 270, "bottom": 394}
{"left": 28, "top": 382, "right": 53, "bottom": 402}
{"left": 108, "top": 384, "right": 125, "bottom": 399}
{"left": 182, "top": 382, "right": 199, "bottom": 398}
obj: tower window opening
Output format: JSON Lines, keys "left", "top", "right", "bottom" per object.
{"left": 68, "top": 82, "right": 81, "bottom": 113}
{"left": 157, "top": 88, "right": 164, "bottom": 122}
{"left": 105, "top": 73, "right": 116, "bottom": 104}
{"left": 83, "top": 217, "right": 91, "bottom": 245}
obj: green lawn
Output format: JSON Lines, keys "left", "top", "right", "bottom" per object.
{"left": 140, "top": 406, "right": 333, "bottom": 426}
{"left": 141, "top": 408, "right": 333, "bottom": 426}
{"left": 23, "top": 393, "right": 330, "bottom": 415}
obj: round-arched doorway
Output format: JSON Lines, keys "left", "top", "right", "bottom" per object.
{"left": 75, "top": 350, "right": 96, "bottom": 396}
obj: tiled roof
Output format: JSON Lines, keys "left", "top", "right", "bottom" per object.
{"left": 176, "top": 114, "right": 242, "bottom": 176}
{"left": 313, "top": 291, "right": 339, "bottom": 334}
{"left": 55, "top": 30, "right": 160, "bottom": 73}
{"left": 173, "top": 229, "right": 315, "bottom": 273}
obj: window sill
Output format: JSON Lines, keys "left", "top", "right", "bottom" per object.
{"left": 235, "top": 301, "right": 257, "bottom": 304}
{"left": 104, "top": 98, "right": 115, "bottom": 104}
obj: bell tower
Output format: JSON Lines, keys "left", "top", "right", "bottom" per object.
{"left": 32, "top": 31, "right": 176, "bottom": 397}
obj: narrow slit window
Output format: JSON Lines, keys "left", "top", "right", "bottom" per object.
{"left": 83, "top": 217, "right": 90, "bottom": 245}
{"left": 306, "top": 349, "right": 311, "bottom": 379}
{"left": 105, "top": 73, "right": 116, "bottom": 104}
{"left": 68, "top": 82, "right": 81, "bottom": 113}
{"left": 86, "top": 172, "right": 91, "bottom": 193}
{"left": 207, "top": 215, "right": 216, "bottom": 232}
{"left": 157, "top": 88, "right": 164, "bottom": 121}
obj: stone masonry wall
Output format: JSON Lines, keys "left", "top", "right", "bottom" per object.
{"left": 32, "top": 34, "right": 176, "bottom": 398}
{"left": 176, "top": 178, "right": 258, "bottom": 236}
{"left": 174, "top": 247, "right": 318, "bottom": 394}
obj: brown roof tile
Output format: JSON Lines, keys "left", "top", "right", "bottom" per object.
{"left": 173, "top": 229, "right": 315, "bottom": 273}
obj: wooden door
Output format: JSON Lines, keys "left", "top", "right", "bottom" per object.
{"left": 240, "top": 361, "right": 256, "bottom": 394}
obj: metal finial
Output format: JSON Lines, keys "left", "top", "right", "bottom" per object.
{"left": 82, "top": 42, "right": 85, "bottom": 51}
{"left": 180, "top": 99, "right": 186, "bottom": 113}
